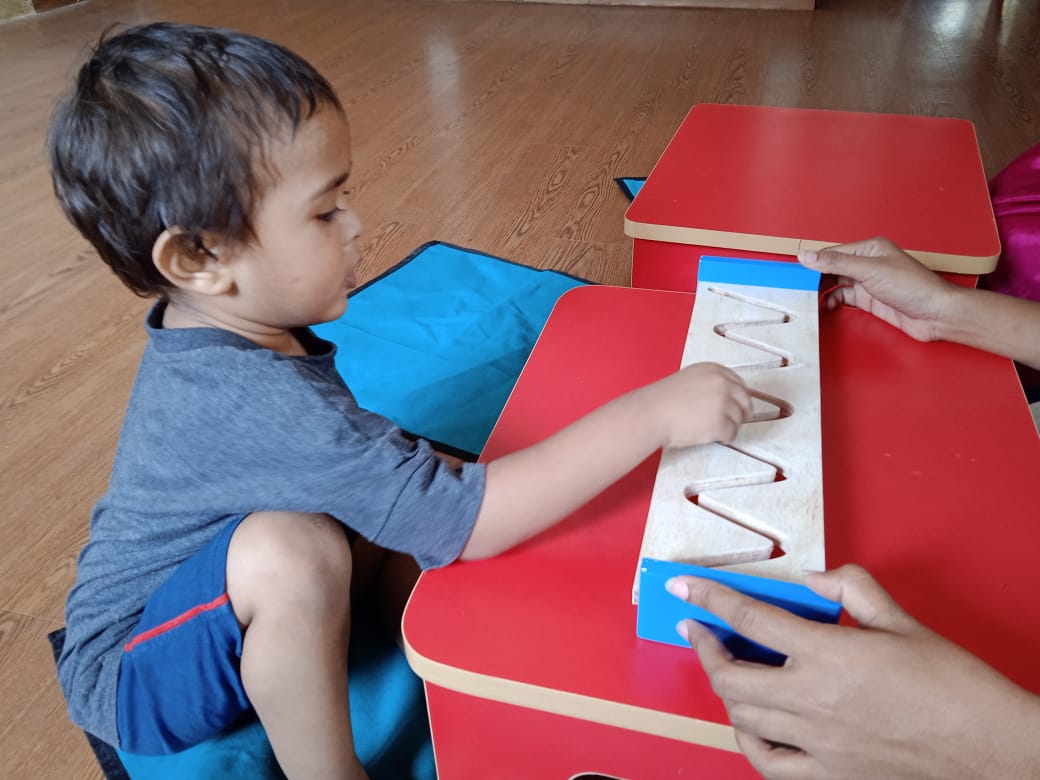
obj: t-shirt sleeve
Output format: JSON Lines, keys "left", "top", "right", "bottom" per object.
{"left": 266, "top": 373, "right": 487, "bottom": 569}
{"left": 149, "top": 352, "right": 486, "bottom": 569}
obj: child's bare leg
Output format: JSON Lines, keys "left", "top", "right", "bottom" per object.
{"left": 226, "top": 511, "right": 368, "bottom": 780}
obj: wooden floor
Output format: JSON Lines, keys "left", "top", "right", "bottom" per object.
{"left": 1, "top": 0, "right": 1038, "bottom": 776}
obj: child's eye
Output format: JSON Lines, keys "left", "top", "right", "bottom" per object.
{"left": 316, "top": 207, "right": 344, "bottom": 223}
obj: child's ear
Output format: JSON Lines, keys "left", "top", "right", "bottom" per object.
{"left": 152, "top": 228, "right": 234, "bottom": 296}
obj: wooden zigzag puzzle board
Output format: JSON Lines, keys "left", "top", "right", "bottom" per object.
{"left": 635, "top": 257, "right": 841, "bottom": 662}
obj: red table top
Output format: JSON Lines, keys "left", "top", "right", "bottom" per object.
{"left": 404, "top": 283, "right": 1040, "bottom": 740}
{"left": 624, "top": 104, "right": 1000, "bottom": 274}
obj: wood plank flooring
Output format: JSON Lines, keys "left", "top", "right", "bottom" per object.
{"left": 1, "top": 0, "right": 1038, "bottom": 776}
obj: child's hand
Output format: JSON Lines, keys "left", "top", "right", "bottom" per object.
{"left": 466, "top": 362, "right": 750, "bottom": 560}
{"left": 646, "top": 362, "right": 752, "bottom": 450}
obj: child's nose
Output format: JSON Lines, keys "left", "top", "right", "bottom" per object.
{"left": 341, "top": 207, "right": 362, "bottom": 243}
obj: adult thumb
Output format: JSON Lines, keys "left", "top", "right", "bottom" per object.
{"left": 805, "top": 564, "right": 920, "bottom": 633}
{"left": 797, "top": 246, "right": 858, "bottom": 278}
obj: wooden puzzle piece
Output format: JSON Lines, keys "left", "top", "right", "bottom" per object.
{"left": 635, "top": 257, "right": 839, "bottom": 658}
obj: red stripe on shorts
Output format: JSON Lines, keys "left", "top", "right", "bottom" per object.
{"left": 123, "top": 593, "right": 231, "bottom": 653}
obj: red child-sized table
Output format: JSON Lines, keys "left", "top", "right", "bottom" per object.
{"left": 403, "top": 283, "right": 1040, "bottom": 779}
{"left": 625, "top": 104, "right": 1001, "bottom": 289}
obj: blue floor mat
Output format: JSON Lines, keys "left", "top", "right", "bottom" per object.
{"left": 314, "top": 241, "right": 588, "bottom": 459}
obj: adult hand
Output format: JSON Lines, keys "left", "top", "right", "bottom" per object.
{"left": 667, "top": 565, "right": 1040, "bottom": 780}
{"left": 798, "top": 237, "right": 960, "bottom": 342}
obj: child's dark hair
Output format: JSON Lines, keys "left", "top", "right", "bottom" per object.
{"left": 49, "top": 22, "right": 343, "bottom": 296}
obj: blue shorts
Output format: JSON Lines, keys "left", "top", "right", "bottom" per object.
{"left": 117, "top": 515, "right": 250, "bottom": 755}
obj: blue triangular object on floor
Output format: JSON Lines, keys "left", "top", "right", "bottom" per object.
{"left": 615, "top": 176, "right": 646, "bottom": 201}
{"left": 314, "top": 241, "right": 588, "bottom": 459}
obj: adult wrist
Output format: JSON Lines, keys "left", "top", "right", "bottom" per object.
{"left": 930, "top": 283, "right": 976, "bottom": 346}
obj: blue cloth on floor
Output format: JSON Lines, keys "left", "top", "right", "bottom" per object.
{"left": 314, "top": 240, "right": 588, "bottom": 458}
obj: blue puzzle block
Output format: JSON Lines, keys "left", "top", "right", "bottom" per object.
{"left": 637, "top": 558, "right": 841, "bottom": 665}
{"left": 697, "top": 255, "right": 821, "bottom": 291}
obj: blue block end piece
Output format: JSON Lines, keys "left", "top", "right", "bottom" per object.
{"left": 636, "top": 558, "right": 841, "bottom": 665}
{"left": 697, "top": 256, "right": 822, "bottom": 291}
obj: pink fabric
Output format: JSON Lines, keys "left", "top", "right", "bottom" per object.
{"left": 982, "top": 141, "right": 1040, "bottom": 302}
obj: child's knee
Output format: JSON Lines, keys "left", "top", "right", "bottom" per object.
{"left": 227, "top": 512, "right": 353, "bottom": 621}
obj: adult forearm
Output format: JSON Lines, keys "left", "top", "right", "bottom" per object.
{"left": 940, "top": 287, "right": 1040, "bottom": 370}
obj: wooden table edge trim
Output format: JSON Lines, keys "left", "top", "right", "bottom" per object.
{"left": 622, "top": 217, "right": 1000, "bottom": 275}
{"left": 402, "top": 635, "right": 740, "bottom": 752}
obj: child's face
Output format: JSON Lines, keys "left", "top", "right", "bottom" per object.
{"left": 227, "top": 106, "right": 362, "bottom": 329}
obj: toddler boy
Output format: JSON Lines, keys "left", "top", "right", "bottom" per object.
{"left": 50, "top": 22, "right": 751, "bottom": 780}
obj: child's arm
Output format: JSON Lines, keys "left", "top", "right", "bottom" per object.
{"left": 459, "top": 362, "right": 752, "bottom": 560}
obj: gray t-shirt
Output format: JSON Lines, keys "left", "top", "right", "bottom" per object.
{"left": 58, "top": 302, "right": 486, "bottom": 747}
